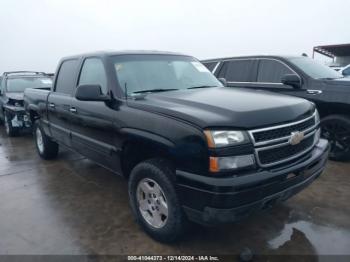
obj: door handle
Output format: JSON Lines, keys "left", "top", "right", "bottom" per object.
{"left": 307, "top": 89, "right": 322, "bottom": 95}
{"left": 49, "top": 103, "right": 55, "bottom": 108}
{"left": 69, "top": 107, "right": 77, "bottom": 113}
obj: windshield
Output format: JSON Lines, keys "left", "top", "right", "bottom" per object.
{"left": 6, "top": 77, "right": 53, "bottom": 93}
{"left": 288, "top": 57, "right": 343, "bottom": 79}
{"left": 112, "top": 55, "right": 222, "bottom": 95}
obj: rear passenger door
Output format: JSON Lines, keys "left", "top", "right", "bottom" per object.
{"left": 70, "top": 57, "right": 118, "bottom": 170}
{"left": 48, "top": 59, "right": 79, "bottom": 146}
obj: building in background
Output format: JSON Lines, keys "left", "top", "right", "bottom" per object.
{"left": 313, "top": 43, "right": 350, "bottom": 69}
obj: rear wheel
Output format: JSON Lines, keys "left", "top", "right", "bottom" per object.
{"left": 34, "top": 121, "right": 59, "bottom": 160}
{"left": 321, "top": 115, "right": 350, "bottom": 161}
{"left": 4, "top": 112, "right": 19, "bottom": 137}
{"left": 128, "top": 159, "right": 188, "bottom": 242}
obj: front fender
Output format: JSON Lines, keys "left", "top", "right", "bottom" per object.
{"left": 26, "top": 103, "right": 40, "bottom": 113}
{"left": 120, "top": 127, "right": 176, "bottom": 150}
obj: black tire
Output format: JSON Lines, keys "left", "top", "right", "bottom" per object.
{"left": 321, "top": 114, "right": 350, "bottom": 161}
{"left": 4, "top": 111, "right": 19, "bottom": 137}
{"left": 33, "top": 121, "right": 59, "bottom": 160}
{"left": 128, "top": 158, "right": 188, "bottom": 242}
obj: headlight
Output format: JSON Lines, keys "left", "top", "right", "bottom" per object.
{"left": 210, "top": 155, "right": 255, "bottom": 172}
{"left": 315, "top": 109, "right": 320, "bottom": 124}
{"left": 204, "top": 130, "right": 249, "bottom": 148}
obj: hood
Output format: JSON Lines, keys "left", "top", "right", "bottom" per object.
{"left": 6, "top": 92, "right": 24, "bottom": 101}
{"left": 325, "top": 78, "right": 350, "bottom": 84}
{"left": 128, "top": 87, "right": 314, "bottom": 129}
{"left": 316, "top": 78, "right": 350, "bottom": 92}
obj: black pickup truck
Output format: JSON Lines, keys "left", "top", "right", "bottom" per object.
{"left": 0, "top": 71, "right": 52, "bottom": 136}
{"left": 24, "top": 51, "right": 329, "bottom": 242}
{"left": 202, "top": 55, "right": 350, "bottom": 161}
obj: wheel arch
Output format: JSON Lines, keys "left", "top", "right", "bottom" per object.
{"left": 27, "top": 104, "right": 40, "bottom": 123}
{"left": 120, "top": 128, "right": 177, "bottom": 178}
{"left": 317, "top": 102, "right": 349, "bottom": 119}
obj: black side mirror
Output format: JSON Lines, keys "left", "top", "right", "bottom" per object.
{"left": 281, "top": 74, "right": 301, "bottom": 88}
{"left": 218, "top": 78, "right": 227, "bottom": 87}
{"left": 342, "top": 70, "right": 350, "bottom": 77}
{"left": 75, "top": 85, "right": 110, "bottom": 101}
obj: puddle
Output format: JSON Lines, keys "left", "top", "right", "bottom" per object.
{"left": 268, "top": 220, "right": 350, "bottom": 255}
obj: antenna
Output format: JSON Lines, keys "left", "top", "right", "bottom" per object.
{"left": 124, "top": 82, "right": 128, "bottom": 101}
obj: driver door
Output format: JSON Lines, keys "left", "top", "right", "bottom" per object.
{"left": 69, "top": 57, "right": 118, "bottom": 170}
{"left": 252, "top": 59, "right": 308, "bottom": 98}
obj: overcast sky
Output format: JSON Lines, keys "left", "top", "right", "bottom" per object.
{"left": 0, "top": 0, "right": 349, "bottom": 73}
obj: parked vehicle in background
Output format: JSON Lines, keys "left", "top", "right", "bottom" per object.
{"left": 202, "top": 55, "right": 350, "bottom": 161}
{"left": 0, "top": 71, "right": 52, "bottom": 136}
{"left": 25, "top": 51, "right": 329, "bottom": 242}
{"left": 340, "top": 64, "right": 350, "bottom": 77}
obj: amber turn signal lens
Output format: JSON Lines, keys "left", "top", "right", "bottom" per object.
{"left": 209, "top": 157, "right": 219, "bottom": 172}
{"left": 204, "top": 130, "right": 215, "bottom": 148}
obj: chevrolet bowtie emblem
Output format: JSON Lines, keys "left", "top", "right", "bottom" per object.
{"left": 289, "top": 131, "right": 304, "bottom": 145}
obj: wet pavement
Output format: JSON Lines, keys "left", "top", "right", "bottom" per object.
{"left": 0, "top": 128, "right": 349, "bottom": 260}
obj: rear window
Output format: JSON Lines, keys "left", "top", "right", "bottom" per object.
{"left": 202, "top": 62, "right": 218, "bottom": 72}
{"left": 217, "top": 60, "right": 254, "bottom": 82}
{"left": 6, "top": 77, "right": 53, "bottom": 93}
{"left": 55, "top": 59, "right": 79, "bottom": 95}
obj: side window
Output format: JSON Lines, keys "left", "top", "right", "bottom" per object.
{"left": 78, "top": 58, "right": 107, "bottom": 94}
{"left": 55, "top": 59, "right": 79, "bottom": 95}
{"left": 217, "top": 60, "right": 254, "bottom": 82}
{"left": 257, "top": 59, "right": 294, "bottom": 83}
{"left": 202, "top": 62, "right": 218, "bottom": 72}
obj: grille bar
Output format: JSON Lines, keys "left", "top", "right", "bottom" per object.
{"left": 249, "top": 112, "right": 317, "bottom": 147}
{"left": 256, "top": 133, "right": 315, "bottom": 167}
{"left": 249, "top": 112, "right": 318, "bottom": 167}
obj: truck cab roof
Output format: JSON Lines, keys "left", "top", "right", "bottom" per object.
{"left": 61, "top": 50, "right": 189, "bottom": 61}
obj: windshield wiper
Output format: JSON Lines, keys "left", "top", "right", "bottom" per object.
{"left": 131, "top": 88, "right": 179, "bottom": 94}
{"left": 187, "top": 85, "right": 216, "bottom": 89}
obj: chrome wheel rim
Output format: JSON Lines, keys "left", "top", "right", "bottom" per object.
{"left": 36, "top": 127, "right": 44, "bottom": 154}
{"left": 136, "top": 178, "right": 168, "bottom": 228}
{"left": 4, "top": 115, "right": 10, "bottom": 134}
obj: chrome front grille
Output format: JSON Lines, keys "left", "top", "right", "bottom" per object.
{"left": 249, "top": 112, "right": 318, "bottom": 167}
{"left": 252, "top": 117, "right": 315, "bottom": 144}
{"left": 257, "top": 134, "right": 314, "bottom": 166}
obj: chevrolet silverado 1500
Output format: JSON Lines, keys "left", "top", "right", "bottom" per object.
{"left": 24, "top": 51, "right": 329, "bottom": 242}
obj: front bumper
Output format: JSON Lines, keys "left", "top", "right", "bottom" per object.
{"left": 4, "top": 106, "right": 31, "bottom": 129}
{"left": 176, "top": 139, "right": 329, "bottom": 225}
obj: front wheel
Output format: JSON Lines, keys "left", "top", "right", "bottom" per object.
{"left": 4, "top": 112, "right": 19, "bottom": 137}
{"left": 321, "top": 115, "right": 350, "bottom": 161}
{"left": 128, "top": 159, "right": 188, "bottom": 242}
{"left": 34, "top": 121, "right": 59, "bottom": 160}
